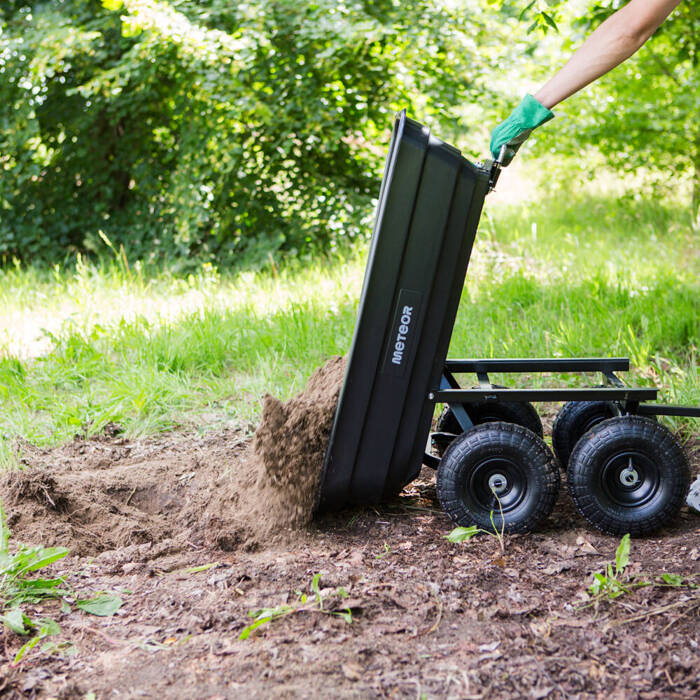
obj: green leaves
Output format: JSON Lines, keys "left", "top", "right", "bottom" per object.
{"left": 0, "top": 500, "right": 123, "bottom": 663}
{"left": 239, "top": 606, "right": 295, "bottom": 641}
{"left": 13, "top": 619, "right": 61, "bottom": 664}
{"left": 0, "top": 0, "right": 501, "bottom": 265}
{"left": 615, "top": 533, "right": 630, "bottom": 574}
{"left": 445, "top": 526, "right": 481, "bottom": 543}
{"left": 0, "top": 499, "right": 70, "bottom": 608}
{"left": 239, "top": 573, "right": 354, "bottom": 640}
{"left": 513, "top": 0, "right": 560, "bottom": 33}
{"left": 585, "top": 534, "right": 699, "bottom": 613}
{"left": 2, "top": 608, "right": 30, "bottom": 635}
{"left": 16, "top": 547, "right": 70, "bottom": 576}
{"left": 76, "top": 594, "right": 123, "bottom": 617}
{"left": 588, "top": 534, "right": 633, "bottom": 600}
{"left": 535, "top": 1, "right": 699, "bottom": 206}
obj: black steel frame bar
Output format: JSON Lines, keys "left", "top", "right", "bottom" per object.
{"left": 637, "top": 404, "right": 700, "bottom": 418}
{"left": 432, "top": 387, "right": 658, "bottom": 402}
{"left": 444, "top": 358, "right": 630, "bottom": 373}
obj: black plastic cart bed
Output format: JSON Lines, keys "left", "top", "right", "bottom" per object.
{"left": 317, "top": 111, "right": 699, "bottom": 537}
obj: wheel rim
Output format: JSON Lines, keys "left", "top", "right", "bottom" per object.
{"left": 467, "top": 457, "right": 527, "bottom": 513}
{"left": 598, "top": 450, "right": 660, "bottom": 507}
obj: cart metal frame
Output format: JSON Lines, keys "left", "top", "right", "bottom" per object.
{"left": 317, "top": 111, "right": 699, "bottom": 514}
{"left": 425, "top": 357, "right": 700, "bottom": 467}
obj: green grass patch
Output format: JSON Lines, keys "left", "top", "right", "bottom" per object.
{"left": 0, "top": 191, "right": 698, "bottom": 462}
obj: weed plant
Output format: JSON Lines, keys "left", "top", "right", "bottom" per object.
{"left": 584, "top": 534, "right": 699, "bottom": 619}
{"left": 239, "top": 573, "right": 353, "bottom": 640}
{"left": 445, "top": 492, "right": 506, "bottom": 554}
{"left": 0, "top": 189, "right": 698, "bottom": 463}
{"left": 0, "top": 503, "right": 122, "bottom": 663}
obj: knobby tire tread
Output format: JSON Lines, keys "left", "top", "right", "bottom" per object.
{"left": 435, "top": 397, "right": 542, "bottom": 457}
{"left": 567, "top": 416, "right": 690, "bottom": 537}
{"left": 437, "top": 422, "right": 559, "bottom": 534}
{"left": 551, "top": 400, "right": 616, "bottom": 468}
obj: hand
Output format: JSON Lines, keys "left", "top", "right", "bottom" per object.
{"left": 489, "top": 94, "right": 554, "bottom": 166}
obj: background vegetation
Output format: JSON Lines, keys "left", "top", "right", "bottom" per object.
{"left": 2, "top": 0, "right": 698, "bottom": 265}
{"left": 0, "top": 1, "right": 698, "bottom": 460}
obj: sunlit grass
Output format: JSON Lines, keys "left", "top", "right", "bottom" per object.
{"left": 0, "top": 189, "right": 698, "bottom": 464}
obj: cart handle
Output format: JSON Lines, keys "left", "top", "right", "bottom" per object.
{"left": 486, "top": 144, "right": 508, "bottom": 193}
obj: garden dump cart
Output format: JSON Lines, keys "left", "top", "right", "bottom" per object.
{"left": 316, "top": 111, "right": 699, "bottom": 536}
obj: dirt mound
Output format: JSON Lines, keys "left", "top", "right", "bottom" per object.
{"left": 0, "top": 357, "right": 346, "bottom": 557}
{"left": 0, "top": 430, "right": 246, "bottom": 556}
{"left": 205, "top": 355, "right": 346, "bottom": 549}
{"left": 253, "top": 355, "right": 346, "bottom": 525}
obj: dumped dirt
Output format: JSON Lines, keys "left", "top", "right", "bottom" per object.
{"left": 245, "top": 354, "right": 345, "bottom": 529}
{"left": 0, "top": 395, "right": 698, "bottom": 698}
{"left": 0, "top": 357, "right": 346, "bottom": 557}
{"left": 0, "top": 448, "right": 698, "bottom": 699}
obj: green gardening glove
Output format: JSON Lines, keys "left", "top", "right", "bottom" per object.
{"left": 490, "top": 94, "right": 554, "bottom": 166}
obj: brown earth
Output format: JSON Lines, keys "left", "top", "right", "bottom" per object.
{"left": 1, "top": 356, "right": 346, "bottom": 558}
{"left": 0, "top": 396, "right": 698, "bottom": 698}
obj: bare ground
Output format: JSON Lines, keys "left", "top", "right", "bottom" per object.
{"left": 0, "top": 422, "right": 698, "bottom": 699}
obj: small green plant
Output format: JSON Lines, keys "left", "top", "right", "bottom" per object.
{"left": 659, "top": 572, "right": 684, "bottom": 587}
{"left": 0, "top": 502, "right": 123, "bottom": 664}
{"left": 583, "top": 534, "right": 700, "bottom": 625}
{"left": 445, "top": 493, "right": 506, "bottom": 555}
{"left": 0, "top": 510, "right": 69, "bottom": 603}
{"left": 375, "top": 542, "right": 392, "bottom": 559}
{"left": 239, "top": 573, "right": 353, "bottom": 640}
{"left": 588, "top": 534, "right": 637, "bottom": 600}
{"left": 585, "top": 535, "right": 697, "bottom": 605}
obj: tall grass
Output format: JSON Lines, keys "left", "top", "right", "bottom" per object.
{"left": 0, "top": 190, "right": 698, "bottom": 465}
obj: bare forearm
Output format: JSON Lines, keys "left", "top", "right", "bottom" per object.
{"left": 534, "top": 0, "right": 682, "bottom": 109}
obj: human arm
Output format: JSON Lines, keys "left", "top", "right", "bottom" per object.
{"left": 490, "top": 0, "right": 683, "bottom": 163}
{"left": 534, "top": 0, "right": 683, "bottom": 109}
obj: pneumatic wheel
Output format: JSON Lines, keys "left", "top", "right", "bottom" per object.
{"left": 434, "top": 393, "right": 543, "bottom": 457}
{"left": 552, "top": 400, "right": 618, "bottom": 468}
{"left": 437, "top": 422, "right": 560, "bottom": 534}
{"left": 567, "top": 416, "right": 690, "bottom": 536}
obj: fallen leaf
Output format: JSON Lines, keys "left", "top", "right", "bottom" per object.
{"left": 576, "top": 540, "right": 599, "bottom": 555}
{"left": 342, "top": 662, "right": 363, "bottom": 681}
{"left": 542, "top": 560, "right": 574, "bottom": 575}
{"left": 76, "top": 594, "right": 123, "bottom": 617}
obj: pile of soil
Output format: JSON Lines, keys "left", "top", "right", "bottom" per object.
{"left": 0, "top": 356, "right": 346, "bottom": 557}
{"left": 252, "top": 354, "right": 346, "bottom": 526}
{"left": 0, "top": 371, "right": 698, "bottom": 697}
{"left": 207, "top": 355, "right": 346, "bottom": 549}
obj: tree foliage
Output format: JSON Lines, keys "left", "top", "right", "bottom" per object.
{"left": 528, "top": 1, "right": 700, "bottom": 207}
{"left": 0, "top": 0, "right": 500, "bottom": 264}
{"left": 1, "top": 1, "right": 696, "bottom": 267}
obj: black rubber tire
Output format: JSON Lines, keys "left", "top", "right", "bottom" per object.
{"left": 435, "top": 393, "right": 542, "bottom": 457}
{"left": 437, "top": 422, "right": 560, "bottom": 534}
{"left": 567, "top": 416, "right": 690, "bottom": 537}
{"left": 552, "top": 400, "right": 617, "bottom": 468}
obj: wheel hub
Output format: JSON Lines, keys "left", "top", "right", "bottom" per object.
{"left": 600, "top": 450, "right": 659, "bottom": 507}
{"left": 468, "top": 457, "right": 526, "bottom": 513}
{"left": 619, "top": 461, "right": 640, "bottom": 487}
{"left": 488, "top": 473, "right": 508, "bottom": 495}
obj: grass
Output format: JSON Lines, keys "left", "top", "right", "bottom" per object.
{"left": 0, "top": 187, "right": 698, "bottom": 466}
